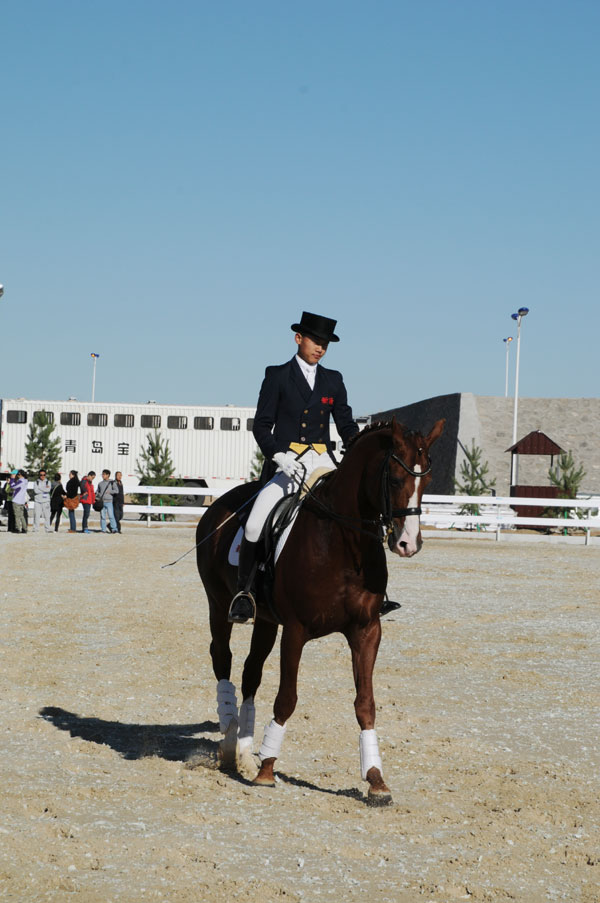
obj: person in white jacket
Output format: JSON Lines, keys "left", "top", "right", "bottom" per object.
{"left": 33, "top": 469, "right": 53, "bottom": 533}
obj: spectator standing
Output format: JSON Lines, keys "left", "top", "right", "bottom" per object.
{"left": 11, "top": 470, "right": 29, "bottom": 534}
{"left": 4, "top": 470, "right": 17, "bottom": 532}
{"left": 49, "top": 473, "right": 65, "bottom": 532}
{"left": 33, "top": 469, "right": 53, "bottom": 533}
{"left": 65, "top": 470, "right": 81, "bottom": 533}
{"left": 113, "top": 471, "right": 124, "bottom": 534}
{"left": 96, "top": 469, "right": 119, "bottom": 534}
{"left": 80, "top": 471, "right": 96, "bottom": 533}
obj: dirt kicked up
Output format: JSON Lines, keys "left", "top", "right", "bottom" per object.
{"left": 1, "top": 526, "right": 598, "bottom": 903}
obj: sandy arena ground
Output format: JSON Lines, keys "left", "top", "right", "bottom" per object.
{"left": 1, "top": 522, "right": 599, "bottom": 903}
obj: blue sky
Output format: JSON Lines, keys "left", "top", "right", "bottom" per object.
{"left": 1, "top": 1, "right": 598, "bottom": 416}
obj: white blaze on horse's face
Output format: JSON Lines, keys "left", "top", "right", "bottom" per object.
{"left": 393, "top": 464, "right": 422, "bottom": 558}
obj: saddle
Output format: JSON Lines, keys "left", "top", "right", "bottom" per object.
{"left": 229, "top": 468, "right": 335, "bottom": 623}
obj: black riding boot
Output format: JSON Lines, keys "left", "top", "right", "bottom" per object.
{"left": 228, "top": 538, "right": 258, "bottom": 624}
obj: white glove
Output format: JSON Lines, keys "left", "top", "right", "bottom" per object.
{"left": 273, "top": 451, "right": 304, "bottom": 479}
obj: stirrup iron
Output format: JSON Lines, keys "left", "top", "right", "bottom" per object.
{"left": 228, "top": 589, "right": 257, "bottom": 624}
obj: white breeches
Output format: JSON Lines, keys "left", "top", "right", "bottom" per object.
{"left": 244, "top": 449, "right": 336, "bottom": 543}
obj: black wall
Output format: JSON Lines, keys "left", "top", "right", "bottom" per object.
{"left": 370, "top": 393, "right": 461, "bottom": 495}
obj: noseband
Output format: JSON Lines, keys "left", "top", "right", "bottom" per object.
{"left": 381, "top": 448, "right": 432, "bottom": 527}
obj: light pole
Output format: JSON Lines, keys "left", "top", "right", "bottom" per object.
{"left": 91, "top": 353, "right": 100, "bottom": 402}
{"left": 510, "top": 307, "right": 529, "bottom": 484}
{"left": 503, "top": 336, "right": 513, "bottom": 397}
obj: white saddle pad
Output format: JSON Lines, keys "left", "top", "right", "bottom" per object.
{"left": 227, "top": 466, "right": 334, "bottom": 567}
{"left": 228, "top": 526, "right": 244, "bottom": 567}
{"left": 227, "top": 510, "right": 300, "bottom": 568}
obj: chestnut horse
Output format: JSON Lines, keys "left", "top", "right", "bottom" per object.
{"left": 196, "top": 417, "right": 444, "bottom": 805}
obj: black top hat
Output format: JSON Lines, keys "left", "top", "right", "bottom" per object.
{"left": 291, "top": 311, "right": 340, "bottom": 343}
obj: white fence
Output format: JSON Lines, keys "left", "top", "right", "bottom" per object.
{"left": 123, "top": 487, "right": 600, "bottom": 544}
{"left": 420, "top": 494, "right": 600, "bottom": 544}
{"left": 125, "top": 486, "right": 221, "bottom": 519}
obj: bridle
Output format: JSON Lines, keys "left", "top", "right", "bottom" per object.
{"left": 302, "top": 442, "right": 432, "bottom": 540}
{"left": 380, "top": 448, "right": 432, "bottom": 529}
{"left": 163, "top": 435, "right": 434, "bottom": 569}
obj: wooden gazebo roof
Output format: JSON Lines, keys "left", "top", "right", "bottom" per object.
{"left": 505, "top": 430, "right": 564, "bottom": 456}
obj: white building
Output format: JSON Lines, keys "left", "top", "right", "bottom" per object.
{"left": 0, "top": 398, "right": 259, "bottom": 491}
{"left": 1, "top": 397, "right": 348, "bottom": 492}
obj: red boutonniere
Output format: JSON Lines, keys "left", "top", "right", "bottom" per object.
{"left": 321, "top": 396, "right": 334, "bottom": 405}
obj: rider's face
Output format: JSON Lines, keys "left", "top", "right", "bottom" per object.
{"left": 295, "top": 333, "right": 329, "bottom": 365}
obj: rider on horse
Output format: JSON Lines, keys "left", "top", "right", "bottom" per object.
{"left": 228, "top": 311, "right": 359, "bottom": 623}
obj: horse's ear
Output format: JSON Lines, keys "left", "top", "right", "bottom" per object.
{"left": 425, "top": 418, "right": 445, "bottom": 447}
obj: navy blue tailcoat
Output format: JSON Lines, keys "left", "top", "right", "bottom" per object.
{"left": 252, "top": 357, "right": 359, "bottom": 475}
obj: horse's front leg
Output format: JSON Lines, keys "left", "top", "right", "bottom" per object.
{"left": 254, "top": 625, "right": 305, "bottom": 787}
{"left": 345, "top": 617, "right": 393, "bottom": 806}
{"left": 236, "top": 619, "right": 279, "bottom": 775}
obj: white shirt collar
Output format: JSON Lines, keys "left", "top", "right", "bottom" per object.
{"left": 295, "top": 354, "right": 318, "bottom": 388}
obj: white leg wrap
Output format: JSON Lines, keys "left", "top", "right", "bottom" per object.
{"left": 258, "top": 719, "right": 286, "bottom": 762}
{"left": 216, "top": 679, "right": 238, "bottom": 733}
{"left": 360, "top": 729, "right": 383, "bottom": 780}
{"left": 237, "top": 697, "right": 256, "bottom": 754}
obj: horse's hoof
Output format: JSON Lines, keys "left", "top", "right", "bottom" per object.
{"left": 218, "top": 751, "right": 237, "bottom": 772}
{"left": 253, "top": 774, "right": 276, "bottom": 787}
{"left": 218, "top": 719, "right": 238, "bottom": 771}
{"left": 253, "top": 758, "right": 276, "bottom": 786}
{"left": 367, "top": 789, "right": 393, "bottom": 807}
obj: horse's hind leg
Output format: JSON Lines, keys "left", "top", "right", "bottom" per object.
{"left": 345, "top": 618, "right": 393, "bottom": 807}
{"left": 237, "top": 619, "right": 278, "bottom": 775}
{"left": 254, "top": 625, "right": 305, "bottom": 787}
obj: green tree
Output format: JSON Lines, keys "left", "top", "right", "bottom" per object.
{"left": 453, "top": 441, "right": 496, "bottom": 517}
{"left": 547, "top": 451, "right": 586, "bottom": 523}
{"left": 249, "top": 448, "right": 264, "bottom": 481}
{"left": 134, "top": 431, "right": 181, "bottom": 519}
{"left": 24, "top": 411, "right": 62, "bottom": 476}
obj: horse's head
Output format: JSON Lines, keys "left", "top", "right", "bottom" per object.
{"left": 335, "top": 417, "right": 444, "bottom": 555}
{"left": 384, "top": 417, "right": 445, "bottom": 558}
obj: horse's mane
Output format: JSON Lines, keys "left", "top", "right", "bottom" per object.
{"left": 344, "top": 419, "right": 421, "bottom": 455}
{"left": 344, "top": 420, "right": 392, "bottom": 453}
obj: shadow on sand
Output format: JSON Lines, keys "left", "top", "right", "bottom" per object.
{"left": 39, "top": 706, "right": 366, "bottom": 801}
{"left": 275, "top": 771, "right": 365, "bottom": 801}
{"left": 39, "top": 706, "right": 220, "bottom": 763}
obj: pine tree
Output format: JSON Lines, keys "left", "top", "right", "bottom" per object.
{"left": 24, "top": 411, "right": 62, "bottom": 476}
{"left": 453, "top": 441, "right": 496, "bottom": 517}
{"left": 249, "top": 448, "right": 264, "bottom": 481}
{"left": 135, "top": 431, "right": 181, "bottom": 519}
{"left": 548, "top": 451, "right": 586, "bottom": 521}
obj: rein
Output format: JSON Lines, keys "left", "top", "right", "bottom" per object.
{"left": 303, "top": 446, "right": 431, "bottom": 539}
{"left": 162, "top": 437, "right": 432, "bottom": 567}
